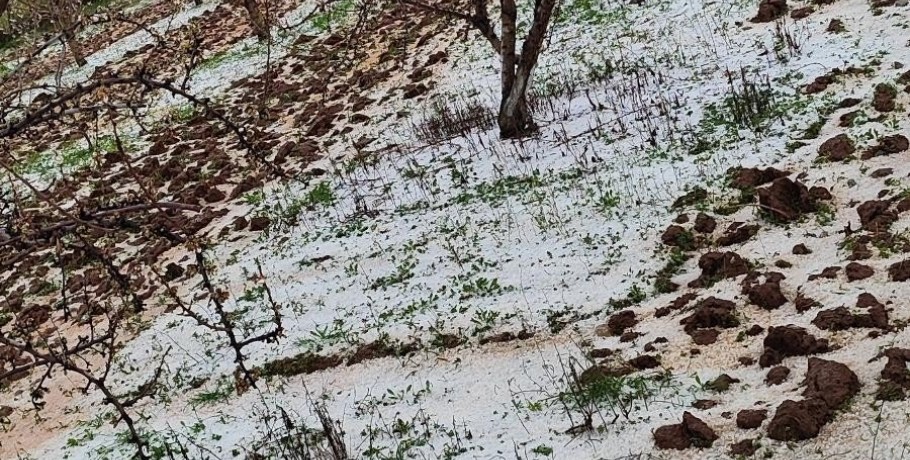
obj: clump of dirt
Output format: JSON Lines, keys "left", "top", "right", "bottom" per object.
{"left": 792, "top": 243, "right": 812, "bottom": 255}
{"left": 692, "top": 399, "right": 718, "bottom": 410}
{"left": 433, "top": 333, "right": 463, "bottom": 349}
{"left": 347, "top": 340, "right": 418, "bottom": 365}
{"left": 766, "top": 358, "right": 860, "bottom": 441}
{"left": 757, "top": 177, "right": 817, "bottom": 222}
{"left": 805, "top": 76, "right": 836, "bottom": 93}
{"left": 655, "top": 293, "right": 698, "bottom": 317}
{"left": 844, "top": 262, "right": 875, "bottom": 281}
{"left": 730, "top": 439, "right": 759, "bottom": 456}
{"left": 794, "top": 293, "right": 821, "bottom": 312}
{"left": 737, "top": 409, "right": 768, "bottom": 429}
{"left": 729, "top": 166, "right": 790, "bottom": 189}
{"left": 690, "top": 329, "right": 720, "bottom": 345}
{"left": 870, "top": 167, "right": 894, "bottom": 178}
{"left": 661, "top": 225, "right": 694, "bottom": 248}
{"left": 811, "top": 304, "right": 888, "bottom": 331}
{"left": 628, "top": 354, "right": 661, "bottom": 370}
{"left": 705, "top": 373, "right": 740, "bottom": 392}
{"left": 790, "top": 6, "right": 814, "bottom": 18}
{"left": 817, "top": 133, "right": 856, "bottom": 162}
{"left": 839, "top": 110, "right": 861, "bottom": 127}
{"left": 693, "top": 213, "right": 717, "bottom": 234}
{"left": 766, "top": 398, "right": 830, "bottom": 441}
{"left": 839, "top": 97, "right": 862, "bottom": 108}
{"left": 249, "top": 216, "right": 272, "bottom": 231}
{"left": 672, "top": 187, "right": 708, "bottom": 209}
{"left": 688, "top": 252, "right": 749, "bottom": 288}
{"left": 653, "top": 412, "right": 719, "bottom": 450}
{"left": 478, "top": 329, "right": 534, "bottom": 345}
{"left": 681, "top": 297, "right": 739, "bottom": 328}
{"left": 15, "top": 305, "right": 51, "bottom": 332}
{"left": 716, "top": 223, "right": 760, "bottom": 246}
{"left": 848, "top": 241, "right": 874, "bottom": 260}
{"left": 808, "top": 266, "right": 840, "bottom": 281}
{"left": 827, "top": 19, "right": 846, "bottom": 33}
{"left": 873, "top": 83, "right": 898, "bottom": 112}
{"left": 605, "top": 310, "right": 638, "bottom": 336}
{"left": 578, "top": 362, "right": 634, "bottom": 385}
{"left": 874, "top": 348, "right": 910, "bottom": 400}
{"left": 887, "top": 259, "right": 910, "bottom": 281}
{"left": 751, "top": 0, "right": 788, "bottom": 22}
{"left": 857, "top": 293, "right": 885, "bottom": 308}
{"left": 766, "top": 366, "right": 791, "bottom": 385}
{"left": 742, "top": 272, "right": 787, "bottom": 309}
{"left": 0, "top": 346, "right": 32, "bottom": 385}
{"left": 809, "top": 186, "right": 832, "bottom": 201}
{"left": 258, "top": 352, "right": 343, "bottom": 378}
{"left": 620, "top": 331, "right": 641, "bottom": 342}
{"left": 862, "top": 134, "right": 909, "bottom": 159}
{"left": 804, "top": 358, "right": 861, "bottom": 407}
{"left": 760, "top": 325, "right": 830, "bottom": 367}
{"left": 680, "top": 297, "right": 739, "bottom": 345}
{"left": 643, "top": 337, "right": 668, "bottom": 352}
{"left": 857, "top": 200, "right": 896, "bottom": 232}
{"left": 164, "top": 263, "right": 185, "bottom": 281}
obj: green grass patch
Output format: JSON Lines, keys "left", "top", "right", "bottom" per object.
{"left": 311, "top": 0, "right": 355, "bottom": 31}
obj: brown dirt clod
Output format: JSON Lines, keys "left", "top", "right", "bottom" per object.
{"left": 757, "top": 177, "right": 817, "bottom": 222}
{"left": 654, "top": 411, "right": 719, "bottom": 450}
{"left": 736, "top": 409, "right": 768, "bottom": 429}
{"left": 751, "top": 0, "right": 788, "bottom": 22}
{"left": 817, "top": 133, "right": 856, "bottom": 162}
{"left": 760, "top": 325, "right": 829, "bottom": 367}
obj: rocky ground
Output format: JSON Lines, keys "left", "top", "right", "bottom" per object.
{"left": 3, "top": 0, "right": 910, "bottom": 458}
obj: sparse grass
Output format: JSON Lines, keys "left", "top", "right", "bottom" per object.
{"left": 800, "top": 115, "right": 826, "bottom": 140}
{"left": 557, "top": 0, "right": 631, "bottom": 25}
{"left": 654, "top": 248, "right": 690, "bottom": 293}
{"left": 704, "top": 69, "right": 781, "bottom": 135}
{"left": 594, "top": 189, "right": 620, "bottom": 215}
{"left": 170, "top": 104, "right": 199, "bottom": 122}
{"left": 454, "top": 173, "right": 541, "bottom": 205}
{"left": 370, "top": 256, "right": 417, "bottom": 290}
{"left": 304, "top": 181, "right": 336, "bottom": 208}
{"left": 412, "top": 97, "right": 496, "bottom": 143}
{"left": 11, "top": 135, "right": 131, "bottom": 179}
{"left": 311, "top": 0, "right": 355, "bottom": 31}
{"left": 197, "top": 42, "right": 264, "bottom": 71}
{"left": 243, "top": 190, "right": 266, "bottom": 206}
{"left": 551, "top": 356, "right": 676, "bottom": 430}
{"left": 815, "top": 203, "right": 836, "bottom": 226}
{"left": 188, "top": 378, "right": 234, "bottom": 408}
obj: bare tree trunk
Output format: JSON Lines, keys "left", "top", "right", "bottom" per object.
{"left": 400, "top": 0, "right": 556, "bottom": 138}
{"left": 241, "top": 0, "right": 270, "bottom": 41}
{"left": 497, "top": 0, "right": 526, "bottom": 138}
{"left": 53, "top": 0, "right": 87, "bottom": 66}
{"left": 63, "top": 29, "right": 88, "bottom": 66}
{"left": 499, "top": 71, "right": 534, "bottom": 138}
{"left": 497, "top": 0, "right": 554, "bottom": 138}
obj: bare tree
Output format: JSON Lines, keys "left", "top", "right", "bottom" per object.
{"left": 2, "top": 0, "right": 90, "bottom": 66}
{"left": 237, "top": 0, "right": 271, "bottom": 41}
{"left": 401, "top": 0, "right": 557, "bottom": 138}
{"left": 51, "top": 0, "right": 88, "bottom": 66}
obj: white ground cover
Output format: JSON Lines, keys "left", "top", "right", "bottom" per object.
{"left": 7, "top": 0, "right": 910, "bottom": 458}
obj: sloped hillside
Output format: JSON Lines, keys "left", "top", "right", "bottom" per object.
{"left": 2, "top": 0, "right": 910, "bottom": 458}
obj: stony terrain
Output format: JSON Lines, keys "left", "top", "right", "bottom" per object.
{"left": 3, "top": 0, "right": 910, "bottom": 458}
